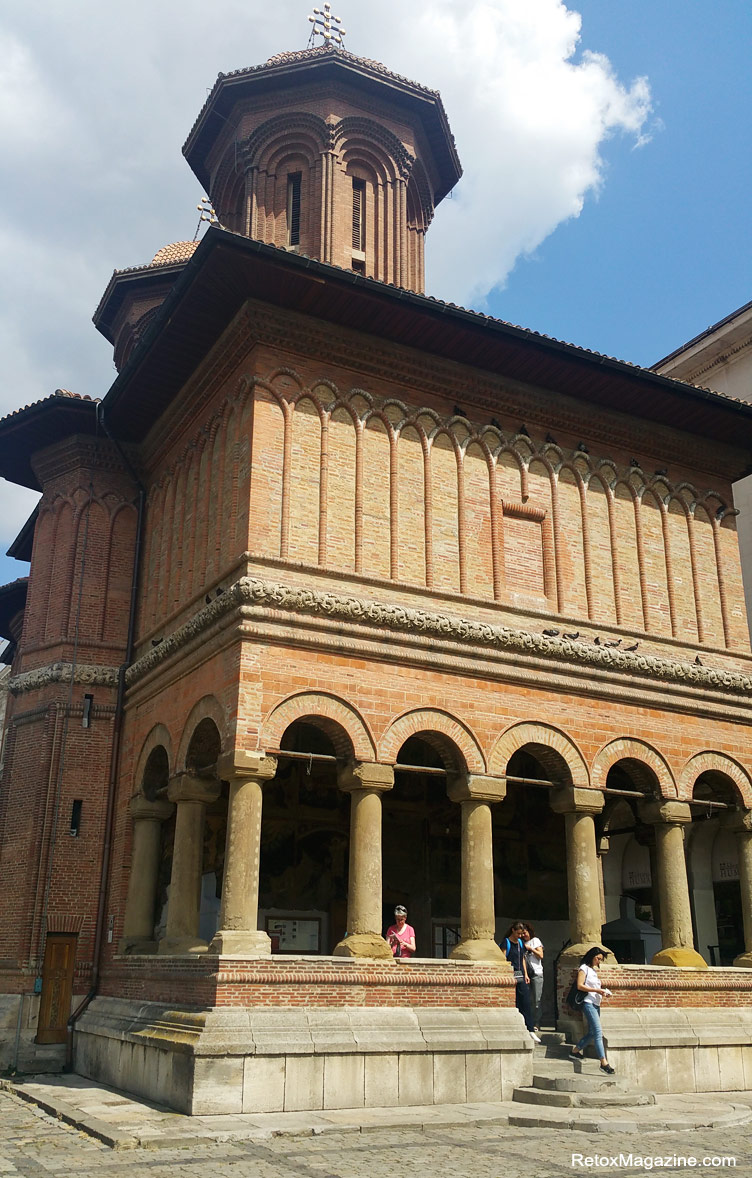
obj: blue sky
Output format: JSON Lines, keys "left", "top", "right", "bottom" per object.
{"left": 488, "top": 0, "right": 752, "bottom": 364}
{"left": 0, "top": 0, "right": 750, "bottom": 591}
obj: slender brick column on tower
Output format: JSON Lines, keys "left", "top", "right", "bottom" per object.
{"left": 334, "top": 761, "right": 394, "bottom": 959}
{"left": 640, "top": 800, "right": 708, "bottom": 968}
{"left": 159, "top": 774, "right": 220, "bottom": 955}
{"left": 209, "top": 752, "right": 278, "bottom": 955}
{"left": 447, "top": 773, "right": 507, "bottom": 964}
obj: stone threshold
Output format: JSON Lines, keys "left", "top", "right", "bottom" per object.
{"left": 3, "top": 1075, "right": 752, "bottom": 1150}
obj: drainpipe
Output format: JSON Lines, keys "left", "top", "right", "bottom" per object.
{"left": 65, "top": 405, "right": 146, "bottom": 1068}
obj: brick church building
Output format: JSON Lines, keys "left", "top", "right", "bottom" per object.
{"left": 1, "top": 24, "right": 752, "bottom": 1112}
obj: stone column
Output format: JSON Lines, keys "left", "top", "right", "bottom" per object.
{"left": 120, "top": 795, "right": 173, "bottom": 954}
{"left": 597, "top": 833, "right": 609, "bottom": 925}
{"left": 447, "top": 773, "right": 507, "bottom": 964}
{"left": 551, "top": 787, "right": 607, "bottom": 960}
{"left": 333, "top": 761, "right": 394, "bottom": 959}
{"left": 725, "top": 810, "right": 752, "bottom": 967}
{"left": 208, "top": 751, "right": 277, "bottom": 955}
{"left": 158, "top": 773, "right": 220, "bottom": 955}
{"left": 639, "top": 799, "right": 707, "bottom": 968}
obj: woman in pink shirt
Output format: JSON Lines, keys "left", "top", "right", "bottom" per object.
{"left": 386, "top": 905, "right": 416, "bottom": 958}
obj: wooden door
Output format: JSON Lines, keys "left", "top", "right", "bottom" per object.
{"left": 36, "top": 933, "right": 76, "bottom": 1044}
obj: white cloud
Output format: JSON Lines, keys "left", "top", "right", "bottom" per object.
{"left": 0, "top": 0, "right": 651, "bottom": 413}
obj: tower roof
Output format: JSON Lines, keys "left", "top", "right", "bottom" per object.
{"left": 183, "top": 44, "right": 462, "bottom": 203}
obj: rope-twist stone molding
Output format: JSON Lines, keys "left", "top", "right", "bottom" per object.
{"left": 127, "top": 576, "right": 752, "bottom": 697}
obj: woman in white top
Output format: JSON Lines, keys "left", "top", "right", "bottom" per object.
{"left": 523, "top": 923, "right": 544, "bottom": 1031}
{"left": 568, "top": 946, "right": 615, "bottom": 1074}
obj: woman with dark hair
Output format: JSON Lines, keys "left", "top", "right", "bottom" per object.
{"left": 504, "top": 920, "right": 541, "bottom": 1043}
{"left": 568, "top": 946, "right": 615, "bottom": 1074}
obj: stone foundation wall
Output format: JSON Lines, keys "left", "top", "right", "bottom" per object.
{"left": 604, "top": 1008, "right": 752, "bottom": 1094}
{"left": 74, "top": 997, "right": 533, "bottom": 1115}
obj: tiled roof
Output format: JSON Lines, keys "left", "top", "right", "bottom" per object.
{"left": 150, "top": 240, "right": 200, "bottom": 267}
{"left": 263, "top": 44, "right": 440, "bottom": 96}
{"left": 184, "top": 44, "right": 445, "bottom": 154}
{"left": 0, "top": 389, "right": 98, "bottom": 427}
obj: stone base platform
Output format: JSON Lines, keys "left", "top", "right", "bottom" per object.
{"left": 74, "top": 998, "right": 533, "bottom": 1115}
{"left": 601, "top": 1008, "right": 752, "bottom": 1093}
{"left": 75, "top": 954, "right": 528, "bottom": 1115}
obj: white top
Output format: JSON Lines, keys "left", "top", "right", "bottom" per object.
{"left": 525, "top": 936, "right": 543, "bottom": 977}
{"left": 579, "top": 964, "right": 601, "bottom": 1006}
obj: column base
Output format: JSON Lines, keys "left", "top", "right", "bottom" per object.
{"left": 207, "top": 929, "right": 272, "bottom": 956}
{"left": 118, "top": 937, "right": 158, "bottom": 956}
{"left": 558, "top": 942, "right": 616, "bottom": 968}
{"left": 450, "top": 937, "right": 508, "bottom": 965}
{"left": 651, "top": 946, "right": 709, "bottom": 968}
{"left": 733, "top": 950, "right": 752, "bottom": 968}
{"left": 157, "top": 936, "right": 209, "bottom": 955}
{"left": 332, "top": 932, "right": 394, "bottom": 960}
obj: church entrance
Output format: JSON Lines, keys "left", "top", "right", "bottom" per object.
{"left": 382, "top": 736, "right": 461, "bottom": 957}
{"left": 260, "top": 721, "right": 350, "bottom": 954}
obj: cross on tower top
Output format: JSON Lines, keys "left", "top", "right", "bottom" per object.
{"left": 308, "top": 4, "right": 346, "bottom": 48}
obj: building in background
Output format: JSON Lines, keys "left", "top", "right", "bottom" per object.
{"left": 1, "top": 24, "right": 752, "bottom": 1112}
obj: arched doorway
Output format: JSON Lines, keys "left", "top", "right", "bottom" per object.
{"left": 259, "top": 720, "right": 350, "bottom": 954}
{"left": 688, "top": 772, "right": 742, "bottom": 965}
{"left": 382, "top": 734, "right": 463, "bottom": 958}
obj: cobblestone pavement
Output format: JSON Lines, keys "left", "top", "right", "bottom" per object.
{"left": 2, "top": 1089, "right": 752, "bottom": 1178}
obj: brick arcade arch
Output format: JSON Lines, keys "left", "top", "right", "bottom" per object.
{"left": 379, "top": 708, "right": 485, "bottom": 773}
{"left": 488, "top": 722, "right": 588, "bottom": 786}
{"left": 261, "top": 691, "right": 376, "bottom": 762}
{"left": 591, "top": 738, "right": 676, "bottom": 799}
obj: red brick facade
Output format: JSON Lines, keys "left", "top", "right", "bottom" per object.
{"left": 1, "top": 44, "right": 752, "bottom": 1072}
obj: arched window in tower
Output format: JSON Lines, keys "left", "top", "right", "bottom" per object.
{"left": 351, "top": 178, "right": 366, "bottom": 272}
{"left": 287, "top": 172, "right": 302, "bottom": 247}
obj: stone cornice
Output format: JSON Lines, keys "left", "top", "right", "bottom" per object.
{"left": 127, "top": 574, "right": 752, "bottom": 699}
{"left": 10, "top": 662, "right": 120, "bottom": 696}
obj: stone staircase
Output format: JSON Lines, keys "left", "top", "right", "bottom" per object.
{"left": 509, "top": 1031, "right": 661, "bottom": 1129}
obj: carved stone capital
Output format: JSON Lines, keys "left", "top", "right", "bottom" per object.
{"left": 337, "top": 760, "right": 394, "bottom": 793}
{"left": 639, "top": 799, "right": 693, "bottom": 826}
{"left": 721, "top": 808, "right": 752, "bottom": 836}
{"left": 446, "top": 773, "right": 507, "bottom": 805}
{"left": 217, "top": 750, "right": 277, "bottom": 782}
{"left": 550, "top": 786, "right": 604, "bottom": 816}
{"left": 129, "top": 795, "right": 173, "bottom": 823}
{"left": 167, "top": 772, "right": 220, "bottom": 806}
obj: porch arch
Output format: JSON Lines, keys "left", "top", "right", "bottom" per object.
{"left": 488, "top": 721, "right": 588, "bottom": 786}
{"left": 679, "top": 752, "right": 752, "bottom": 808}
{"left": 379, "top": 709, "right": 485, "bottom": 773}
{"left": 591, "top": 738, "right": 676, "bottom": 798}
{"left": 260, "top": 691, "right": 376, "bottom": 761}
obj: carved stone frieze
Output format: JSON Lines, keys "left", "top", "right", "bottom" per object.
{"left": 10, "top": 662, "right": 120, "bottom": 696}
{"left": 126, "top": 574, "right": 752, "bottom": 698}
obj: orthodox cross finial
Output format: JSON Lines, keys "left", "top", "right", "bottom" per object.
{"left": 308, "top": 4, "right": 346, "bottom": 48}
{"left": 194, "top": 196, "right": 218, "bottom": 239}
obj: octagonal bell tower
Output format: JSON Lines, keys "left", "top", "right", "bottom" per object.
{"left": 182, "top": 29, "right": 461, "bottom": 293}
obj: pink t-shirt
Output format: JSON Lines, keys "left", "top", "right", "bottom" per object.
{"left": 386, "top": 922, "right": 415, "bottom": 958}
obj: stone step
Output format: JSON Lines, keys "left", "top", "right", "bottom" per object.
{"left": 531, "top": 1072, "right": 631, "bottom": 1093}
{"left": 512, "top": 1086, "right": 655, "bottom": 1109}
{"left": 507, "top": 1102, "right": 752, "bottom": 1132}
